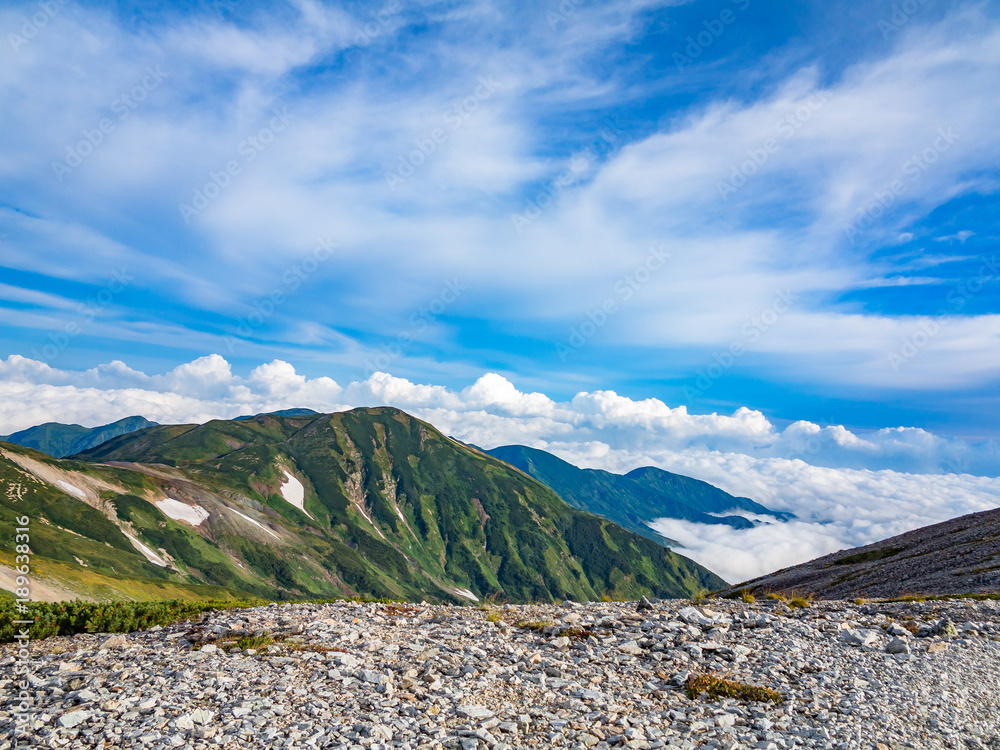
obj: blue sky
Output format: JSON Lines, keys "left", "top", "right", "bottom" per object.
{"left": 1, "top": 0, "right": 999, "bottom": 453}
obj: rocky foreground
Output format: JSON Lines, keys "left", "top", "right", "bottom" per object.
{"left": 2, "top": 597, "right": 999, "bottom": 750}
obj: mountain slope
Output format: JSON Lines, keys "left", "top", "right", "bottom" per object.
{"left": 1, "top": 408, "right": 725, "bottom": 603}
{"left": 486, "top": 444, "right": 791, "bottom": 546}
{"left": 2, "top": 416, "right": 157, "bottom": 458}
{"left": 725, "top": 507, "right": 1000, "bottom": 599}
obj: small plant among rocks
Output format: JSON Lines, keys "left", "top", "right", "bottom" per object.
{"left": 740, "top": 590, "right": 756, "bottom": 604}
{"left": 685, "top": 673, "right": 783, "bottom": 703}
{"left": 788, "top": 596, "right": 812, "bottom": 608}
{"left": 235, "top": 634, "right": 273, "bottom": 650}
{"left": 764, "top": 592, "right": 786, "bottom": 602}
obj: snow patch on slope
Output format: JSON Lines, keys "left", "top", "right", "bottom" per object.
{"left": 155, "top": 498, "right": 210, "bottom": 526}
{"left": 123, "top": 532, "right": 167, "bottom": 567}
{"left": 279, "top": 471, "right": 312, "bottom": 519}
{"left": 228, "top": 507, "right": 280, "bottom": 539}
{"left": 57, "top": 480, "right": 86, "bottom": 498}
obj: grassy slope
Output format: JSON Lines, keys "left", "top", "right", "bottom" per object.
{"left": 2, "top": 408, "right": 725, "bottom": 603}
{"left": 0, "top": 550, "right": 245, "bottom": 603}
{"left": 0, "top": 444, "right": 273, "bottom": 600}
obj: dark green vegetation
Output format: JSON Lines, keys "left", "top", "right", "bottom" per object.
{"left": 234, "top": 408, "right": 319, "bottom": 421}
{"left": 486, "top": 444, "right": 792, "bottom": 546}
{"left": 1, "top": 408, "right": 725, "bottom": 605}
{"left": 1, "top": 416, "right": 156, "bottom": 458}
{"left": 0, "top": 598, "right": 261, "bottom": 643}
{"left": 685, "top": 673, "right": 783, "bottom": 703}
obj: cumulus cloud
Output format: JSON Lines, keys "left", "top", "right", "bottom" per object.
{"left": 2, "top": 354, "right": 998, "bottom": 477}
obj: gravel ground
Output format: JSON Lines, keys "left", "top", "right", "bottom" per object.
{"left": 2, "top": 597, "right": 999, "bottom": 750}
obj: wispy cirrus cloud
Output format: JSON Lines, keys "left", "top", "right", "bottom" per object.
{"left": 0, "top": 3, "right": 998, "bottom": 450}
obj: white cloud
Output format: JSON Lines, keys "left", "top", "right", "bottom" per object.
{"left": 649, "top": 518, "right": 848, "bottom": 584}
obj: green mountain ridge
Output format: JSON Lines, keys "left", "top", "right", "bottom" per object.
{"left": 0, "top": 408, "right": 725, "bottom": 603}
{"left": 1, "top": 416, "right": 158, "bottom": 458}
{"left": 485, "top": 444, "right": 793, "bottom": 547}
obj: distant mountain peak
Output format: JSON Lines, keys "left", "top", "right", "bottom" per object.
{"left": 1, "top": 415, "right": 157, "bottom": 458}
{"left": 485, "top": 444, "right": 793, "bottom": 547}
{"left": 233, "top": 408, "right": 320, "bottom": 421}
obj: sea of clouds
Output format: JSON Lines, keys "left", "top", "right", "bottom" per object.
{"left": 2, "top": 353, "right": 998, "bottom": 583}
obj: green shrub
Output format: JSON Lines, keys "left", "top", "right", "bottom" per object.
{"left": 235, "top": 634, "right": 273, "bottom": 650}
{"left": 0, "top": 598, "right": 263, "bottom": 643}
{"left": 686, "top": 673, "right": 783, "bottom": 703}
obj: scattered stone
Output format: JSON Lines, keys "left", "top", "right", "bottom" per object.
{"left": 457, "top": 704, "right": 494, "bottom": 720}
{"left": 57, "top": 710, "right": 91, "bottom": 728}
{"left": 839, "top": 628, "right": 878, "bottom": 647}
{"left": 3, "top": 597, "right": 998, "bottom": 750}
{"left": 887, "top": 622, "right": 911, "bottom": 638}
{"left": 886, "top": 637, "right": 910, "bottom": 654}
{"left": 99, "top": 634, "right": 127, "bottom": 649}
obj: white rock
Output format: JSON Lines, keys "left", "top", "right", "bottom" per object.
{"left": 57, "top": 710, "right": 91, "bottom": 728}
{"left": 458, "top": 704, "right": 494, "bottom": 720}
